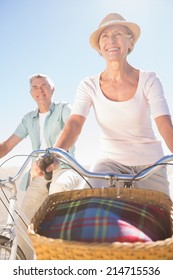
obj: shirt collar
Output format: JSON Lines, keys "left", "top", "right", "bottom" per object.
{"left": 32, "top": 102, "right": 55, "bottom": 118}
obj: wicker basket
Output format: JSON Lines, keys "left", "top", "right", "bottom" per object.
{"left": 28, "top": 187, "right": 173, "bottom": 260}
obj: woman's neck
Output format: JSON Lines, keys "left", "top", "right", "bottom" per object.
{"left": 103, "top": 61, "right": 135, "bottom": 82}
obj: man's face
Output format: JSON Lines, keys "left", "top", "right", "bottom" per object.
{"left": 30, "top": 77, "right": 54, "bottom": 106}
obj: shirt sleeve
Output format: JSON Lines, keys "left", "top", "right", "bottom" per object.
{"left": 14, "top": 115, "right": 29, "bottom": 139}
{"left": 71, "top": 79, "right": 92, "bottom": 117}
{"left": 144, "top": 72, "right": 171, "bottom": 119}
{"left": 61, "top": 103, "right": 72, "bottom": 123}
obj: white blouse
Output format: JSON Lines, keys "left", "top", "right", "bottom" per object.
{"left": 71, "top": 71, "right": 170, "bottom": 165}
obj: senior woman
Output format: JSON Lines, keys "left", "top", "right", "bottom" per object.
{"left": 35, "top": 13, "right": 173, "bottom": 196}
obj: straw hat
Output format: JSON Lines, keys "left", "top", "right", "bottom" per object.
{"left": 90, "top": 13, "right": 141, "bottom": 52}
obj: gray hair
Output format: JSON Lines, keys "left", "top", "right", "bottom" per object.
{"left": 123, "top": 26, "right": 135, "bottom": 54}
{"left": 29, "top": 74, "right": 55, "bottom": 90}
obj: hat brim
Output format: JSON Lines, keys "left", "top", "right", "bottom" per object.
{"left": 89, "top": 21, "right": 141, "bottom": 51}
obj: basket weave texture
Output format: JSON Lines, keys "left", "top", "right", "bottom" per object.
{"left": 28, "top": 187, "right": 173, "bottom": 260}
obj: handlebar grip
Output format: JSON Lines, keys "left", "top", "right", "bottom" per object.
{"left": 38, "top": 154, "right": 54, "bottom": 181}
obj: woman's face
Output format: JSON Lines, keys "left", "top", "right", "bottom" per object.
{"left": 99, "top": 25, "right": 134, "bottom": 62}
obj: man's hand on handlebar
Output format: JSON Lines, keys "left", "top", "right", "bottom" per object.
{"left": 30, "top": 154, "right": 60, "bottom": 180}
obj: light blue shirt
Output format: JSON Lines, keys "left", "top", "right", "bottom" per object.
{"left": 15, "top": 102, "right": 75, "bottom": 190}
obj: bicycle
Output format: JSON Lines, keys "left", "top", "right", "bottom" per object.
{"left": 0, "top": 147, "right": 173, "bottom": 259}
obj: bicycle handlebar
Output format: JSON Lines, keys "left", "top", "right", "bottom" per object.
{"left": 0, "top": 147, "right": 173, "bottom": 185}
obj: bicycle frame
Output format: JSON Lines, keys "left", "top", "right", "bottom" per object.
{"left": 0, "top": 179, "right": 34, "bottom": 259}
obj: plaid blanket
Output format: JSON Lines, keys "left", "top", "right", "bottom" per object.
{"left": 38, "top": 197, "right": 171, "bottom": 243}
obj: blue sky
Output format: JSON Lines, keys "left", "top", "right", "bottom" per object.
{"left": 0, "top": 0, "right": 173, "bottom": 167}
